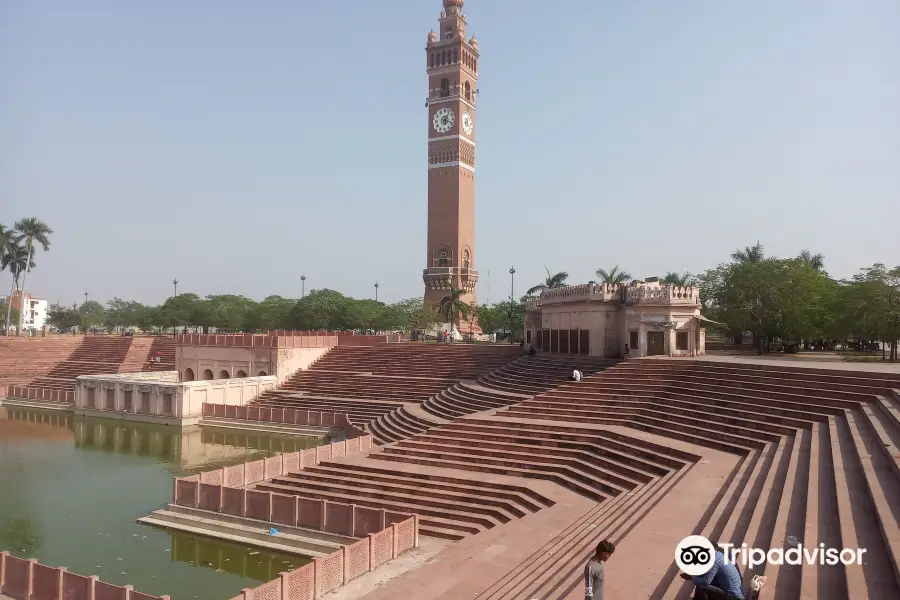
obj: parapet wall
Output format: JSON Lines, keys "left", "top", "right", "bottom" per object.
{"left": 0, "top": 551, "right": 168, "bottom": 600}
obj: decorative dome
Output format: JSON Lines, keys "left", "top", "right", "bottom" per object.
{"left": 427, "top": 30, "right": 437, "bottom": 44}
{"left": 469, "top": 35, "right": 478, "bottom": 49}
{"left": 443, "top": 0, "right": 464, "bottom": 8}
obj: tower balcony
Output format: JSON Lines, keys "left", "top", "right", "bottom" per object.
{"left": 422, "top": 266, "right": 479, "bottom": 293}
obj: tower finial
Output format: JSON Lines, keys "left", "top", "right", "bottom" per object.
{"left": 443, "top": 0, "right": 464, "bottom": 15}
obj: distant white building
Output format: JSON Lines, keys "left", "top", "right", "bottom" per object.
{"left": 2, "top": 292, "right": 50, "bottom": 331}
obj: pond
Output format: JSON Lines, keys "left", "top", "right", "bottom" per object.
{"left": 0, "top": 406, "right": 324, "bottom": 600}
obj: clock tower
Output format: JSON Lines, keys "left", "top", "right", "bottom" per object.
{"left": 423, "top": 0, "right": 480, "bottom": 331}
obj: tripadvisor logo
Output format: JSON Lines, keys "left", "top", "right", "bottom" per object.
{"left": 675, "top": 535, "right": 867, "bottom": 573}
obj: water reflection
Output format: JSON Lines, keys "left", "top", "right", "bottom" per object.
{"left": 0, "top": 406, "right": 323, "bottom": 599}
{"left": 171, "top": 534, "right": 311, "bottom": 581}
{"left": 0, "top": 406, "right": 321, "bottom": 473}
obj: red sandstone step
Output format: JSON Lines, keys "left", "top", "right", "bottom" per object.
{"left": 421, "top": 428, "right": 659, "bottom": 483}
{"left": 370, "top": 450, "right": 609, "bottom": 503}
{"left": 398, "top": 434, "right": 646, "bottom": 491}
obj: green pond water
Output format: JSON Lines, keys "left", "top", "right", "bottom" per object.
{"left": 0, "top": 406, "right": 324, "bottom": 600}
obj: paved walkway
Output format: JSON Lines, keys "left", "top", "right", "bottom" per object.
{"left": 673, "top": 354, "right": 900, "bottom": 373}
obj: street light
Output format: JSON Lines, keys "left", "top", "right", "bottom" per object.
{"left": 173, "top": 279, "right": 179, "bottom": 297}
{"left": 374, "top": 282, "right": 379, "bottom": 302}
{"left": 84, "top": 291, "right": 89, "bottom": 305}
{"left": 301, "top": 275, "right": 306, "bottom": 298}
{"left": 509, "top": 266, "right": 516, "bottom": 301}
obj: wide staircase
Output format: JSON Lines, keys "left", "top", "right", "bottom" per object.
{"left": 0, "top": 336, "right": 83, "bottom": 389}
{"left": 367, "top": 354, "right": 618, "bottom": 445}
{"left": 249, "top": 344, "right": 520, "bottom": 426}
{"left": 253, "top": 357, "right": 900, "bottom": 599}
{"left": 24, "top": 336, "right": 135, "bottom": 393}
{"left": 468, "top": 360, "right": 900, "bottom": 600}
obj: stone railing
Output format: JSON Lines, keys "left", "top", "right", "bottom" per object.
{"left": 626, "top": 284, "right": 699, "bottom": 305}
{"left": 230, "top": 514, "right": 418, "bottom": 600}
{"left": 0, "top": 552, "right": 168, "bottom": 600}
{"left": 3, "top": 386, "right": 75, "bottom": 404}
{"left": 525, "top": 282, "right": 700, "bottom": 309}
{"left": 526, "top": 283, "right": 625, "bottom": 309}
{"left": 177, "top": 334, "right": 339, "bottom": 349}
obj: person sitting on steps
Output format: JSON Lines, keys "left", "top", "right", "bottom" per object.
{"left": 569, "top": 368, "right": 583, "bottom": 382}
{"left": 679, "top": 543, "right": 744, "bottom": 600}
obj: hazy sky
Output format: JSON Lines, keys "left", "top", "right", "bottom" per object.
{"left": 2, "top": 0, "right": 898, "bottom": 307}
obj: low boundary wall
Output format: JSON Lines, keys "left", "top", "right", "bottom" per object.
{"left": 201, "top": 403, "right": 368, "bottom": 438}
{"left": 4, "top": 386, "right": 75, "bottom": 404}
{"left": 230, "top": 513, "right": 417, "bottom": 600}
{"left": 0, "top": 552, "right": 168, "bottom": 600}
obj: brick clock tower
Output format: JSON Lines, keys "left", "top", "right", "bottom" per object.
{"left": 422, "top": 0, "right": 480, "bottom": 332}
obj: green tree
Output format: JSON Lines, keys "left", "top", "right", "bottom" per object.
{"left": 47, "top": 307, "right": 80, "bottom": 330}
{"left": 596, "top": 265, "right": 632, "bottom": 285}
{"left": 160, "top": 293, "right": 202, "bottom": 333}
{"left": 730, "top": 241, "right": 765, "bottom": 264}
{"left": 662, "top": 271, "right": 695, "bottom": 286}
{"left": 526, "top": 267, "right": 569, "bottom": 296}
{"left": 438, "top": 287, "right": 472, "bottom": 333}
{"left": 392, "top": 297, "right": 436, "bottom": 331}
{"left": 2, "top": 235, "right": 35, "bottom": 335}
{"left": 244, "top": 295, "right": 295, "bottom": 331}
{"left": 12, "top": 217, "right": 52, "bottom": 335}
{"left": 288, "top": 289, "right": 351, "bottom": 330}
{"left": 78, "top": 300, "right": 106, "bottom": 330}
{"left": 797, "top": 249, "right": 826, "bottom": 273}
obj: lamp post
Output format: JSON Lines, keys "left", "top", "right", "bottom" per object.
{"left": 173, "top": 279, "right": 178, "bottom": 297}
{"left": 374, "top": 282, "right": 379, "bottom": 302}
{"left": 509, "top": 266, "right": 516, "bottom": 302}
{"left": 301, "top": 275, "right": 306, "bottom": 298}
{"left": 84, "top": 291, "right": 88, "bottom": 305}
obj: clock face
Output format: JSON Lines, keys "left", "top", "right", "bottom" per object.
{"left": 462, "top": 110, "right": 473, "bottom": 135}
{"left": 432, "top": 108, "right": 455, "bottom": 133}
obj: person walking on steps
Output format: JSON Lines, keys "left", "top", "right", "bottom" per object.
{"left": 584, "top": 540, "right": 615, "bottom": 600}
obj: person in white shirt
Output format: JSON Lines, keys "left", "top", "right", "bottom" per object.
{"left": 570, "top": 369, "right": 583, "bottom": 382}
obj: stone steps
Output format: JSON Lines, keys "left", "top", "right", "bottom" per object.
{"left": 137, "top": 504, "right": 355, "bottom": 557}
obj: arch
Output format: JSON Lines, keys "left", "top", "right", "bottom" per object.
{"left": 218, "top": 370, "right": 230, "bottom": 380}
{"left": 430, "top": 53, "right": 435, "bottom": 68}
{"left": 453, "top": 48, "right": 458, "bottom": 63}
{"left": 182, "top": 368, "right": 195, "bottom": 382}
{"left": 441, "top": 50, "right": 446, "bottom": 65}
{"left": 257, "top": 370, "right": 268, "bottom": 377}
{"left": 435, "top": 246, "right": 453, "bottom": 268}
{"left": 462, "top": 248, "right": 471, "bottom": 269}
{"left": 201, "top": 369, "right": 214, "bottom": 380}
{"left": 464, "top": 81, "right": 471, "bottom": 101}
{"left": 235, "top": 370, "right": 247, "bottom": 378}
{"left": 440, "top": 78, "right": 450, "bottom": 98}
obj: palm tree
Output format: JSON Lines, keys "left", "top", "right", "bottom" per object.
{"left": 526, "top": 267, "right": 569, "bottom": 296}
{"left": 438, "top": 286, "right": 472, "bottom": 336}
{"left": 731, "top": 241, "right": 764, "bottom": 263}
{"left": 1, "top": 224, "right": 19, "bottom": 335}
{"left": 596, "top": 265, "right": 631, "bottom": 285}
{"left": 13, "top": 217, "right": 53, "bottom": 335}
{"left": 662, "top": 271, "right": 695, "bottom": 286}
{"left": 798, "top": 249, "right": 826, "bottom": 272}
{"left": 2, "top": 244, "right": 36, "bottom": 332}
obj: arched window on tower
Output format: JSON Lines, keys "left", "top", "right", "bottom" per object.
{"left": 441, "top": 50, "right": 446, "bottom": 65}
{"left": 440, "top": 78, "right": 450, "bottom": 98}
{"left": 430, "top": 54, "right": 435, "bottom": 68}
{"left": 462, "top": 249, "right": 471, "bottom": 269}
{"left": 464, "top": 81, "right": 471, "bottom": 101}
{"left": 435, "top": 247, "right": 452, "bottom": 268}
{"left": 453, "top": 49, "right": 458, "bottom": 63}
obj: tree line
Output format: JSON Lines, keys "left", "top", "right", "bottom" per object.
{"left": 3, "top": 217, "right": 898, "bottom": 359}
